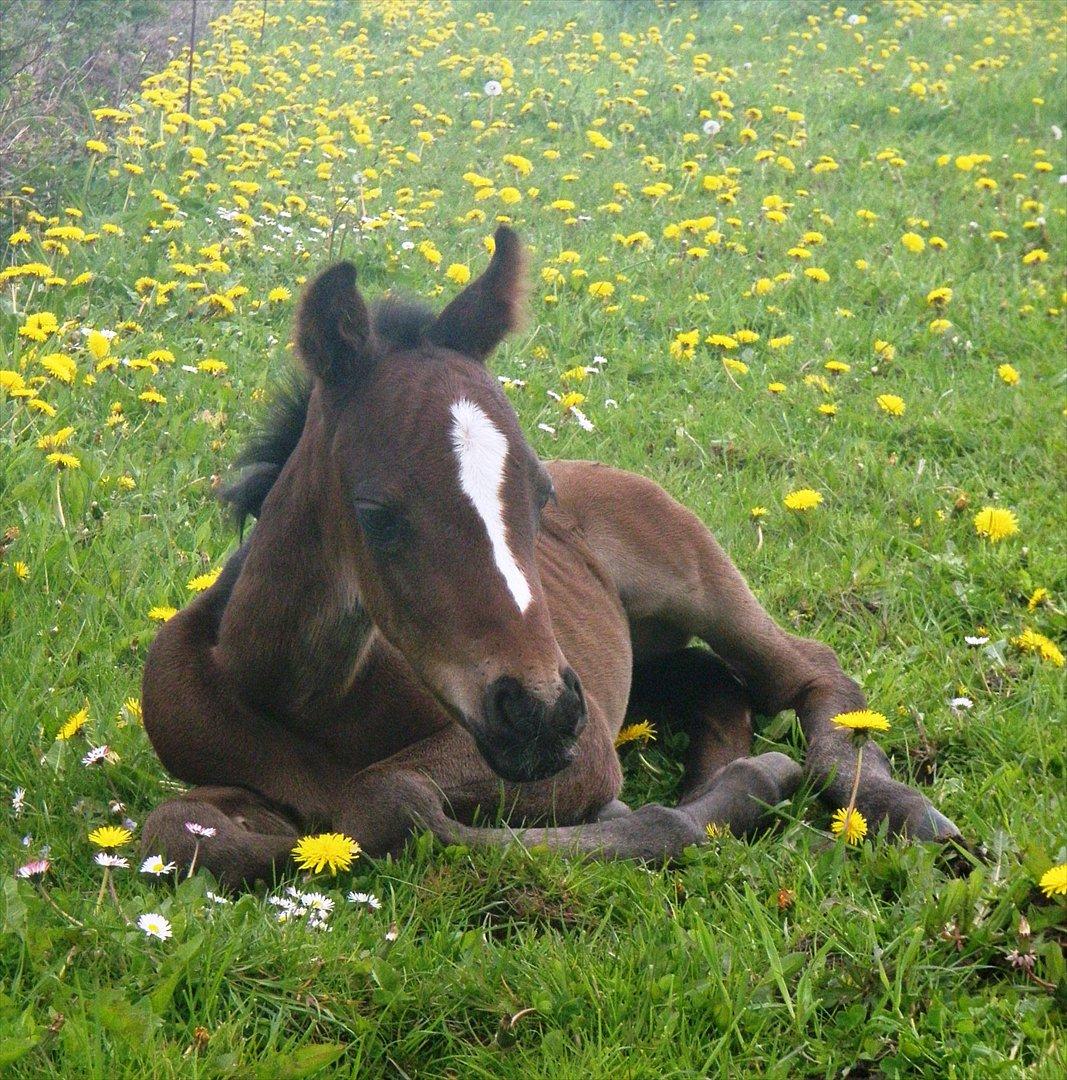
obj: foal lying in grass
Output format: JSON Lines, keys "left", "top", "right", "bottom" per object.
{"left": 141, "top": 228, "right": 959, "bottom": 887}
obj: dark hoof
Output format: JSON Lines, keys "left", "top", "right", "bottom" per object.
{"left": 907, "top": 805, "right": 961, "bottom": 842}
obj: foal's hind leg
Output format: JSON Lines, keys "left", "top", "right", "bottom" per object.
{"left": 630, "top": 647, "right": 755, "bottom": 801}
{"left": 141, "top": 786, "right": 300, "bottom": 890}
{"left": 557, "top": 463, "right": 959, "bottom": 841}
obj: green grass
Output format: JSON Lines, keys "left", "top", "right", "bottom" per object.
{"left": 1, "top": 0, "right": 1065, "bottom": 1075}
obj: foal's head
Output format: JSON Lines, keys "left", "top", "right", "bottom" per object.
{"left": 291, "top": 227, "right": 585, "bottom": 782}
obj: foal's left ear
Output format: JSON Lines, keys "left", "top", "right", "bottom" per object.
{"left": 428, "top": 226, "right": 527, "bottom": 362}
{"left": 295, "top": 261, "right": 375, "bottom": 387}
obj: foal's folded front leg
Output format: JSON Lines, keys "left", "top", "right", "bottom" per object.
{"left": 788, "top": 657, "right": 960, "bottom": 841}
{"left": 336, "top": 737, "right": 802, "bottom": 862}
{"left": 442, "top": 752, "right": 803, "bottom": 860}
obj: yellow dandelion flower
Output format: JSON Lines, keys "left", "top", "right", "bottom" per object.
{"left": 36, "top": 426, "right": 75, "bottom": 450}
{"left": 831, "top": 808, "right": 867, "bottom": 845}
{"left": 804, "top": 267, "right": 830, "bottom": 283}
{"left": 1, "top": 370, "right": 28, "bottom": 394}
{"left": 86, "top": 331, "right": 110, "bottom": 360}
{"left": 1011, "top": 628, "right": 1064, "bottom": 667}
{"left": 831, "top": 709, "right": 890, "bottom": 733}
{"left": 187, "top": 569, "right": 221, "bottom": 593}
{"left": 1039, "top": 864, "right": 1067, "bottom": 898}
{"left": 926, "top": 287, "right": 952, "bottom": 306}
{"left": 291, "top": 832, "right": 360, "bottom": 874}
{"left": 1027, "top": 588, "right": 1049, "bottom": 612}
{"left": 997, "top": 364, "right": 1020, "bottom": 385}
{"left": 900, "top": 232, "right": 925, "bottom": 253}
{"left": 588, "top": 281, "right": 615, "bottom": 299}
{"left": 139, "top": 389, "right": 166, "bottom": 405}
{"left": 615, "top": 720, "right": 657, "bottom": 748}
{"left": 13, "top": 561, "right": 30, "bottom": 581}
{"left": 46, "top": 452, "right": 81, "bottom": 470}
{"left": 40, "top": 353, "right": 77, "bottom": 384}
{"left": 783, "top": 488, "right": 823, "bottom": 511}
{"left": 56, "top": 706, "right": 89, "bottom": 740}
{"left": 148, "top": 606, "right": 178, "bottom": 622}
{"left": 88, "top": 825, "right": 133, "bottom": 849}
{"left": 1022, "top": 249, "right": 1047, "bottom": 265}
{"left": 876, "top": 394, "right": 905, "bottom": 416}
{"left": 705, "top": 822, "right": 729, "bottom": 840}
{"left": 202, "top": 292, "right": 236, "bottom": 314}
{"left": 706, "top": 334, "right": 738, "bottom": 350}
{"left": 267, "top": 286, "right": 292, "bottom": 303}
{"left": 768, "top": 334, "right": 794, "bottom": 349}
{"left": 445, "top": 263, "right": 471, "bottom": 285}
{"left": 973, "top": 507, "right": 1019, "bottom": 543}
{"left": 767, "top": 382, "right": 786, "bottom": 394}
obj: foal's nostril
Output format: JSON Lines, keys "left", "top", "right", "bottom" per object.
{"left": 485, "top": 675, "right": 542, "bottom": 737}
{"left": 550, "top": 666, "right": 587, "bottom": 739}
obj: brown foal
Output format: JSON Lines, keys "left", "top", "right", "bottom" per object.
{"left": 141, "top": 227, "right": 959, "bottom": 888}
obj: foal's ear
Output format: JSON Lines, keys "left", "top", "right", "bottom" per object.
{"left": 428, "top": 226, "right": 527, "bottom": 362}
{"left": 295, "top": 261, "right": 374, "bottom": 386}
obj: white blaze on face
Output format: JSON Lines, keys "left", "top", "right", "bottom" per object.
{"left": 449, "top": 398, "right": 532, "bottom": 614}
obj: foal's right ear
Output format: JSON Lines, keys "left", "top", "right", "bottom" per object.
{"left": 295, "top": 262, "right": 374, "bottom": 387}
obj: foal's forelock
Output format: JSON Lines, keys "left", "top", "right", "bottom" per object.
{"left": 449, "top": 398, "right": 532, "bottom": 615}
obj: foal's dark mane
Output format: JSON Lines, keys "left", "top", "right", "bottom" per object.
{"left": 220, "top": 295, "right": 435, "bottom": 525}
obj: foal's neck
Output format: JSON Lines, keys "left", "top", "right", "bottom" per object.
{"left": 214, "top": 435, "right": 373, "bottom": 722}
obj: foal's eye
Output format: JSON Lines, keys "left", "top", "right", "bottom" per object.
{"left": 354, "top": 503, "right": 406, "bottom": 551}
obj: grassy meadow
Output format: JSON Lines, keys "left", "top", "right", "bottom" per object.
{"left": 1, "top": 0, "right": 1065, "bottom": 1074}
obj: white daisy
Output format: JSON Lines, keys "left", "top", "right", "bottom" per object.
{"left": 140, "top": 855, "right": 176, "bottom": 876}
{"left": 95, "top": 852, "right": 130, "bottom": 868}
{"left": 301, "top": 892, "right": 334, "bottom": 915}
{"left": 570, "top": 407, "right": 595, "bottom": 432}
{"left": 82, "top": 745, "right": 110, "bottom": 766}
{"left": 137, "top": 912, "right": 173, "bottom": 940}
{"left": 16, "top": 858, "right": 49, "bottom": 878}
{"left": 347, "top": 891, "right": 382, "bottom": 910}
{"left": 184, "top": 821, "right": 217, "bottom": 838}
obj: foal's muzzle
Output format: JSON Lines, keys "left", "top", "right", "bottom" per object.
{"left": 477, "top": 667, "right": 587, "bottom": 783}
